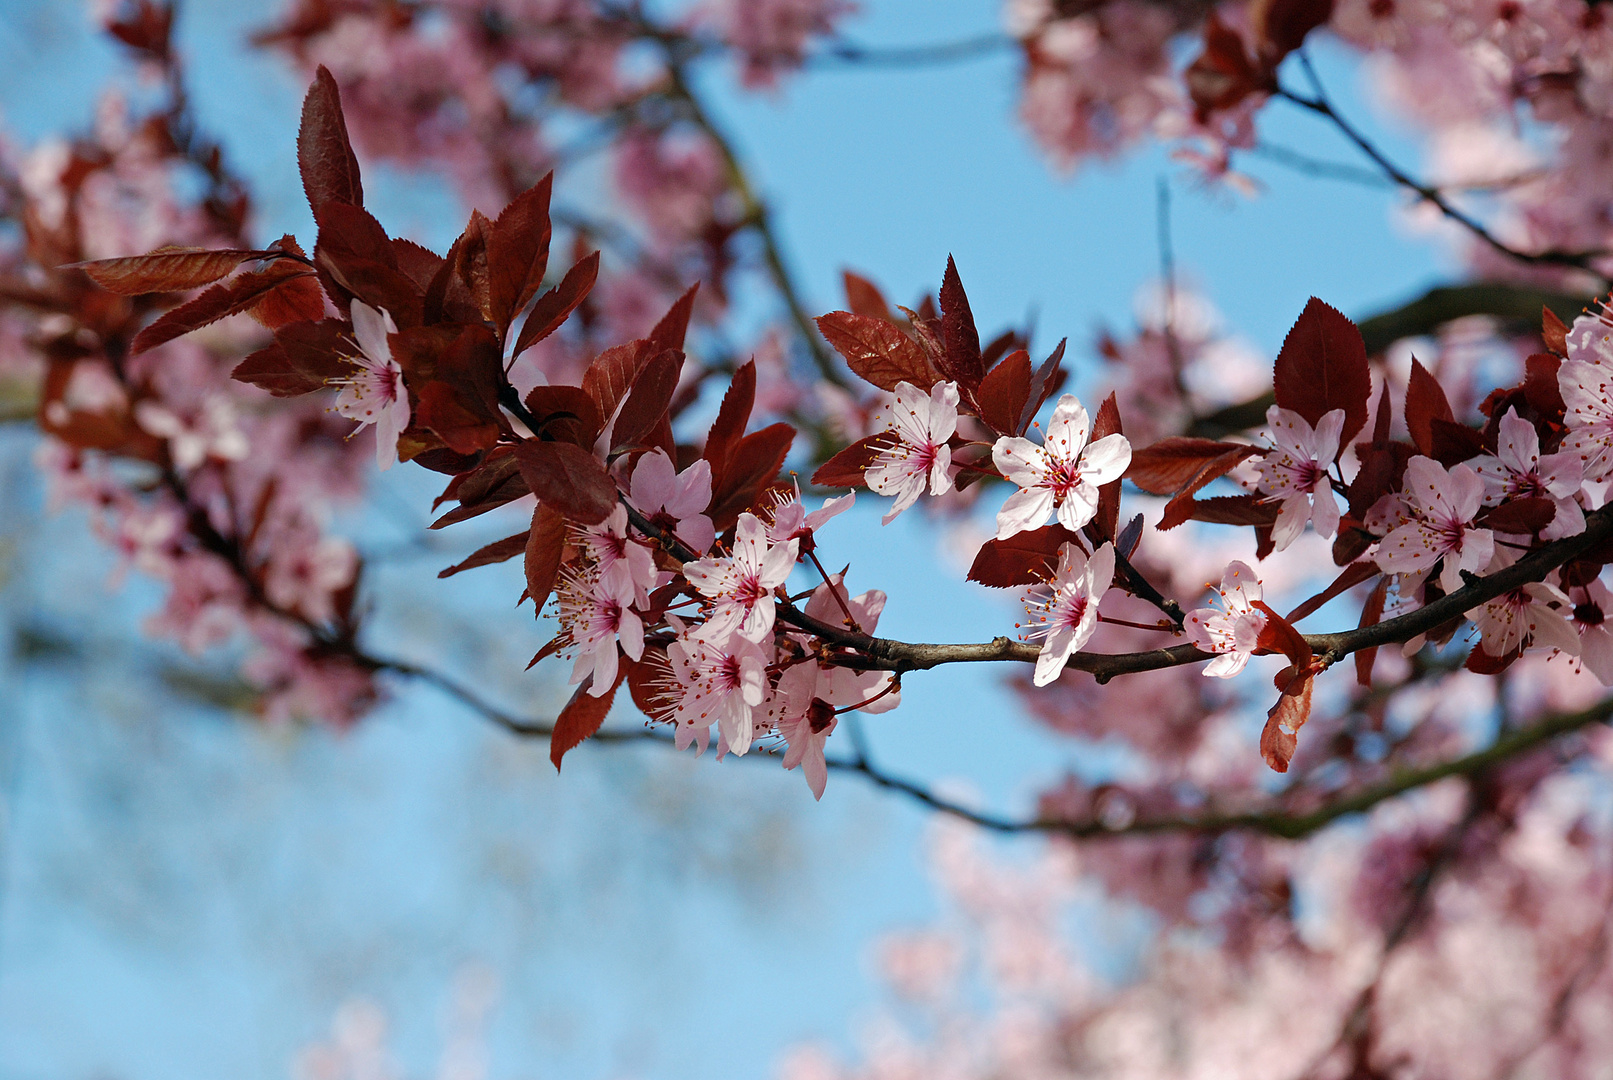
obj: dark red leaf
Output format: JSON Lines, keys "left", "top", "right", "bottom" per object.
{"left": 975, "top": 349, "right": 1032, "bottom": 436}
{"left": 1355, "top": 577, "right": 1389, "bottom": 687}
{"left": 1260, "top": 668, "right": 1315, "bottom": 773}
{"left": 249, "top": 267, "right": 326, "bottom": 329}
{"left": 966, "top": 525, "right": 1085, "bottom": 588}
{"left": 1274, "top": 297, "right": 1371, "bottom": 447}
{"left": 430, "top": 451, "right": 529, "bottom": 529}
{"left": 130, "top": 261, "right": 320, "bottom": 354}
{"left": 1018, "top": 338, "right": 1067, "bottom": 436}
{"left": 485, "top": 174, "right": 553, "bottom": 338}
{"left": 811, "top": 432, "right": 894, "bottom": 489}
{"left": 1428, "top": 417, "right": 1486, "bottom": 466}
{"left": 1160, "top": 493, "right": 1281, "bottom": 531}
{"left": 1543, "top": 305, "right": 1569, "bottom": 356}
{"left": 524, "top": 384, "right": 602, "bottom": 446}
{"left": 648, "top": 283, "right": 700, "bottom": 353}
{"left": 70, "top": 246, "right": 266, "bottom": 295}
{"left": 1482, "top": 496, "right": 1556, "bottom": 534}
{"left": 1091, "top": 392, "right": 1124, "bottom": 541}
{"left": 625, "top": 646, "right": 674, "bottom": 722}
{"left": 1252, "top": 600, "right": 1313, "bottom": 668}
{"left": 514, "top": 439, "right": 618, "bottom": 525}
{"left": 611, "top": 349, "right": 683, "bottom": 454}
{"left": 416, "top": 382, "right": 502, "bottom": 455}
{"left": 551, "top": 669, "right": 626, "bottom": 771}
{"left": 1185, "top": 13, "right": 1265, "bottom": 119}
{"left": 1404, "top": 357, "right": 1454, "bottom": 457}
{"left": 709, "top": 423, "right": 794, "bottom": 531}
{"left": 938, "top": 255, "right": 983, "bottom": 388}
{"left": 582, "top": 338, "right": 656, "bottom": 429}
{"left": 513, "top": 250, "right": 599, "bottom": 357}
{"left": 816, "top": 310, "right": 934, "bottom": 392}
{"left": 231, "top": 318, "right": 350, "bottom": 396}
{"left": 525, "top": 504, "right": 568, "bottom": 614}
{"left": 314, "top": 202, "right": 422, "bottom": 324}
{"left": 842, "top": 270, "right": 894, "bottom": 322}
{"left": 298, "top": 66, "right": 363, "bottom": 217}
{"left": 392, "top": 239, "right": 444, "bottom": 291}
{"left": 1252, "top": 0, "right": 1334, "bottom": 62}
{"left": 1524, "top": 353, "right": 1566, "bottom": 417}
{"left": 1126, "top": 437, "right": 1260, "bottom": 495}
{"left": 438, "top": 531, "right": 529, "bottom": 578}
{"left": 704, "top": 360, "right": 756, "bottom": 493}
{"left": 1466, "top": 643, "right": 1521, "bottom": 674}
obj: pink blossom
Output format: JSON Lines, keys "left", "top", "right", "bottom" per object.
{"left": 774, "top": 695, "right": 838, "bottom": 800}
{"left": 263, "top": 530, "right": 359, "bottom": 626}
{"left": 555, "top": 566, "right": 644, "bottom": 697}
{"left": 1566, "top": 307, "right": 1613, "bottom": 368}
{"left": 626, "top": 449, "right": 715, "bottom": 556}
{"left": 578, "top": 504, "right": 659, "bottom": 600}
{"left": 1571, "top": 579, "right": 1613, "bottom": 684}
{"left": 1471, "top": 408, "right": 1584, "bottom": 540}
{"left": 784, "top": 575, "right": 900, "bottom": 704}
{"left": 1184, "top": 560, "right": 1268, "bottom": 678}
{"left": 1253, "top": 405, "right": 1344, "bottom": 551}
{"left": 1375, "top": 457, "right": 1495, "bottom": 592}
{"left": 766, "top": 484, "right": 854, "bottom": 548}
{"left": 1021, "top": 541, "right": 1115, "bottom": 686}
{"left": 683, "top": 512, "right": 799, "bottom": 641}
{"left": 133, "top": 395, "right": 249, "bottom": 471}
{"left": 666, "top": 618, "right": 768, "bottom": 754}
{"left": 864, "top": 380, "right": 959, "bottom": 524}
{"left": 1557, "top": 357, "right": 1613, "bottom": 484}
{"left": 704, "top": 0, "right": 856, "bottom": 88}
{"left": 992, "top": 393, "right": 1132, "bottom": 540}
{"left": 1470, "top": 574, "right": 1580, "bottom": 659}
{"left": 332, "top": 300, "right": 410, "bottom": 471}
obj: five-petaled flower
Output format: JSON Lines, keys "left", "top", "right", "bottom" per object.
{"left": 1185, "top": 560, "right": 1268, "bottom": 678}
{"left": 1021, "top": 541, "right": 1115, "bottom": 686}
{"left": 683, "top": 512, "right": 799, "bottom": 642}
{"left": 864, "top": 380, "right": 960, "bottom": 524}
{"left": 332, "top": 300, "right": 411, "bottom": 470}
{"left": 1558, "top": 357, "right": 1613, "bottom": 484}
{"left": 1374, "top": 457, "right": 1494, "bottom": 593}
{"left": 1469, "top": 550, "right": 1580, "bottom": 660}
{"left": 1471, "top": 408, "right": 1584, "bottom": 540}
{"left": 991, "top": 393, "right": 1132, "bottom": 540}
{"left": 627, "top": 449, "right": 716, "bottom": 556}
{"left": 1571, "top": 579, "right": 1613, "bottom": 684}
{"left": 556, "top": 566, "right": 645, "bottom": 697}
{"left": 1253, "top": 405, "right": 1344, "bottom": 551}
{"left": 666, "top": 619, "right": 768, "bottom": 755}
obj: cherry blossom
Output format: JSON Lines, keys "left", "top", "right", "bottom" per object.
{"left": 332, "top": 300, "right": 410, "bottom": 471}
{"left": 683, "top": 512, "right": 799, "bottom": 642}
{"left": 1252, "top": 405, "right": 1344, "bottom": 551}
{"left": 627, "top": 449, "right": 716, "bottom": 556}
{"left": 766, "top": 484, "right": 854, "bottom": 550}
{"left": 991, "top": 393, "right": 1132, "bottom": 541}
{"left": 783, "top": 575, "right": 900, "bottom": 706}
{"left": 665, "top": 618, "right": 768, "bottom": 754}
{"left": 555, "top": 566, "right": 644, "bottom": 697}
{"left": 1375, "top": 457, "right": 1495, "bottom": 593}
{"left": 1556, "top": 357, "right": 1613, "bottom": 484}
{"left": 702, "top": 0, "right": 856, "bottom": 88}
{"left": 775, "top": 697, "right": 838, "bottom": 800}
{"left": 864, "top": 380, "right": 959, "bottom": 525}
{"left": 1471, "top": 407, "right": 1584, "bottom": 540}
{"left": 1021, "top": 541, "right": 1116, "bottom": 687}
{"left": 1184, "top": 561, "right": 1268, "bottom": 678}
{"left": 133, "top": 395, "right": 249, "bottom": 471}
{"left": 578, "top": 504, "right": 659, "bottom": 600}
{"left": 1566, "top": 306, "right": 1613, "bottom": 368}
{"left": 1469, "top": 551, "right": 1580, "bottom": 659}
{"left": 1571, "top": 579, "right": 1613, "bottom": 684}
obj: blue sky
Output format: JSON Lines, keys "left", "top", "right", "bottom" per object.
{"left": 0, "top": 2, "right": 1448, "bottom": 1079}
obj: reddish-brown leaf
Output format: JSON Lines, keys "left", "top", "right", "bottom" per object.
{"left": 430, "top": 451, "right": 529, "bottom": 529}
{"left": 1260, "top": 669, "right": 1315, "bottom": 773}
{"left": 1284, "top": 561, "right": 1380, "bottom": 624}
{"left": 1355, "top": 576, "right": 1389, "bottom": 687}
{"left": 582, "top": 338, "right": 656, "bottom": 429}
{"left": 625, "top": 646, "right": 674, "bottom": 722}
{"left": 130, "top": 261, "right": 319, "bottom": 354}
{"left": 525, "top": 504, "right": 567, "bottom": 613}
{"left": 1185, "top": 12, "right": 1265, "bottom": 119}
{"left": 1274, "top": 297, "right": 1371, "bottom": 447}
{"left": 1524, "top": 353, "right": 1566, "bottom": 417}
{"left": 70, "top": 247, "right": 266, "bottom": 295}
{"left": 811, "top": 432, "right": 894, "bottom": 489}
{"left": 1252, "top": 0, "right": 1334, "bottom": 62}
{"left": 485, "top": 174, "right": 553, "bottom": 337}
{"left": 1160, "top": 493, "right": 1281, "bottom": 531}
{"left": 1126, "top": 437, "right": 1260, "bottom": 495}
{"left": 703, "top": 360, "right": 756, "bottom": 492}
{"left": 550, "top": 670, "right": 626, "bottom": 771}
{"left": 1483, "top": 496, "right": 1556, "bottom": 534}
{"left": 816, "top": 310, "right": 934, "bottom": 392}
{"left": 938, "top": 255, "right": 984, "bottom": 388}
{"left": 437, "top": 531, "right": 529, "bottom": 578}
{"left": 297, "top": 66, "right": 363, "bottom": 217}
{"left": 975, "top": 349, "right": 1032, "bottom": 436}
{"left": 1466, "top": 643, "right": 1521, "bottom": 674}
{"left": 392, "top": 239, "right": 444, "bottom": 290}
{"left": 709, "top": 423, "right": 794, "bottom": 531}
{"left": 314, "top": 202, "right": 422, "bottom": 324}
{"left": 513, "top": 250, "right": 599, "bottom": 357}
{"left": 1543, "top": 305, "right": 1570, "bottom": 356}
{"left": 1428, "top": 418, "right": 1485, "bottom": 466}
{"left": 249, "top": 267, "right": 326, "bottom": 329}
{"left": 842, "top": 270, "right": 894, "bottom": 322}
{"left": 232, "top": 318, "right": 350, "bottom": 396}
{"left": 416, "top": 382, "right": 502, "bottom": 456}
{"left": 967, "top": 525, "right": 1085, "bottom": 588}
{"left": 514, "top": 439, "right": 617, "bottom": 525}
{"left": 524, "top": 384, "right": 602, "bottom": 446}
{"left": 1091, "top": 392, "right": 1124, "bottom": 541}
{"left": 1252, "top": 600, "right": 1312, "bottom": 668}
{"left": 648, "top": 283, "right": 700, "bottom": 353}
{"left": 1018, "top": 338, "right": 1067, "bottom": 436}
{"left": 1404, "top": 357, "right": 1453, "bottom": 457}
{"left": 611, "top": 349, "right": 683, "bottom": 454}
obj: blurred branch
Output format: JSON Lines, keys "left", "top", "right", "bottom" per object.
{"left": 808, "top": 32, "right": 1015, "bottom": 68}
